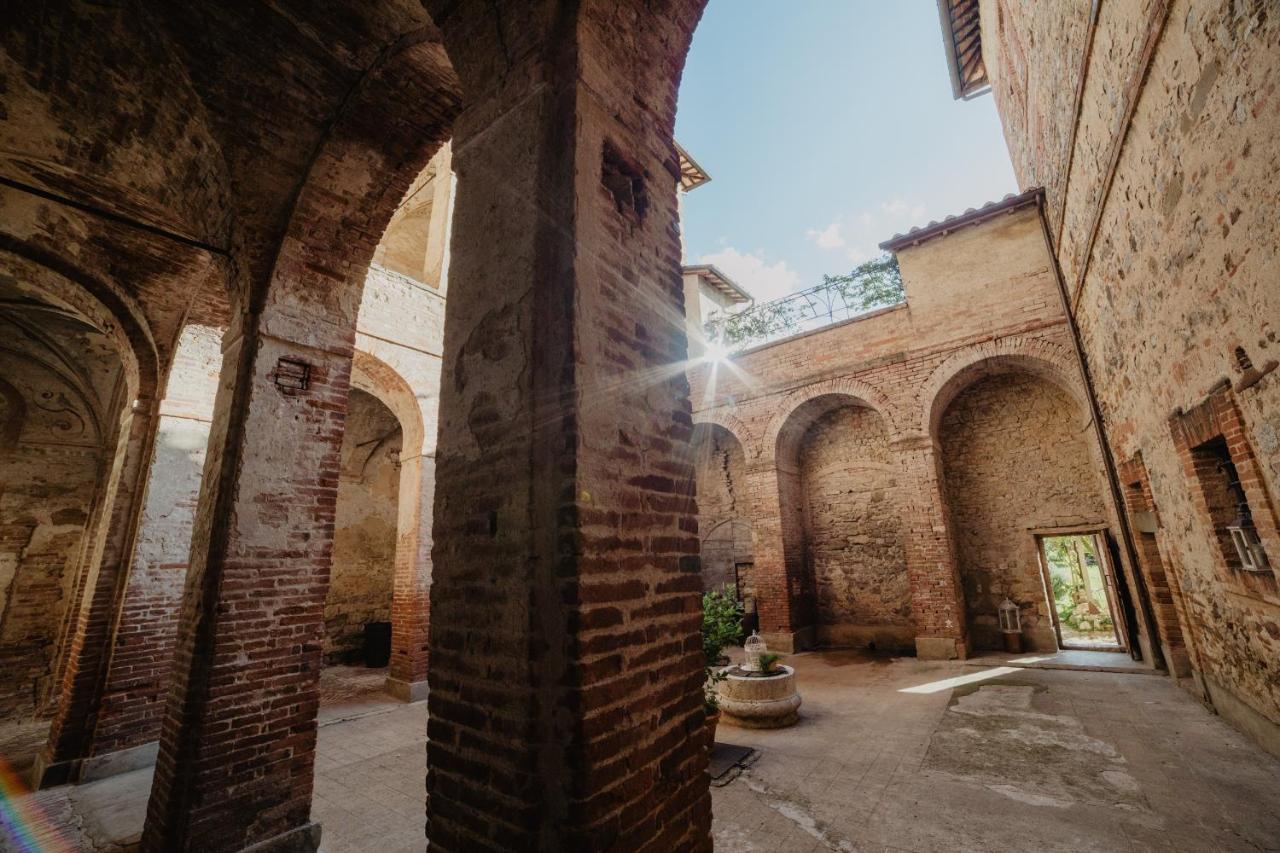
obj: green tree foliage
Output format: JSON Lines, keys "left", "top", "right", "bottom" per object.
{"left": 818, "top": 254, "right": 905, "bottom": 314}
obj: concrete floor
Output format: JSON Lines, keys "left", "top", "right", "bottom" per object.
{"left": 4, "top": 653, "right": 1278, "bottom": 852}
{"left": 712, "top": 650, "right": 1280, "bottom": 852}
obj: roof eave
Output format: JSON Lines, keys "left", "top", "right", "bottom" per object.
{"left": 878, "top": 187, "right": 1045, "bottom": 253}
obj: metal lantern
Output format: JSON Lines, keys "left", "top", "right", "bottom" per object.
{"left": 998, "top": 599, "right": 1021, "bottom": 633}
{"left": 743, "top": 631, "right": 766, "bottom": 672}
{"left": 999, "top": 599, "right": 1023, "bottom": 653}
{"left": 1220, "top": 457, "right": 1272, "bottom": 572}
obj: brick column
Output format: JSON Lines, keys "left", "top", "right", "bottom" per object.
{"left": 891, "top": 436, "right": 968, "bottom": 659}
{"left": 138, "top": 24, "right": 459, "bottom": 851}
{"left": 743, "top": 461, "right": 809, "bottom": 652}
{"left": 424, "top": 4, "right": 711, "bottom": 849}
{"left": 387, "top": 451, "right": 432, "bottom": 701}
{"left": 139, "top": 314, "right": 349, "bottom": 853}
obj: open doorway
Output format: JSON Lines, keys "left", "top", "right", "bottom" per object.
{"left": 1038, "top": 534, "right": 1123, "bottom": 650}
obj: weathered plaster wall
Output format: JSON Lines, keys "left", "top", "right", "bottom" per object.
{"left": 0, "top": 446, "right": 100, "bottom": 719}
{"left": 0, "top": 296, "right": 123, "bottom": 720}
{"left": 327, "top": 388, "right": 401, "bottom": 663}
{"left": 798, "top": 405, "right": 910, "bottom": 648}
{"left": 981, "top": 0, "right": 1280, "bottom": 741}
{"left": 940, "top": 372, "right": 1112, "bottom": 651}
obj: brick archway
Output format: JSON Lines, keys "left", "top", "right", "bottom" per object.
{"left": 350, "top": 350, "right": 434, "bottom": 701}
{"left": 0, "top": 248, "right": 157, "bottom": 402}
{"left": 352, "top": 351, "right": 426, "bottom": 458}
{"left": 693, "top": 407, "right": 758, "bottom": 460}
{"left": 763, "top": 377, "right": 899, "bottom": 467}
{"left": 921, "top": 337, "right": 1088, "bottom": 439}
{"left": 5, "top": 252, "right": 170, "bottom": 790}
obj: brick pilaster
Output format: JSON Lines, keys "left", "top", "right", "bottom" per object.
{"left": 891, "top": 437, "right": 968, "bottom": 659}
{"left": 387, "top": 452, "right": 433, "bottom": 700}
{"left": 743, "top": 462, "right": 808, "bottom": 650}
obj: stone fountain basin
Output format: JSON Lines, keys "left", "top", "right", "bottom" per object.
{"left": 717, "top": 664, "right": 801, "bottom": 729}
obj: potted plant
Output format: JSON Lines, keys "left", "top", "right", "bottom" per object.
{"left": 702, "top": 586, "right": 743, "bottom": 745}
{"left": 756, "top": 651, "right": 781, "bottom": 674}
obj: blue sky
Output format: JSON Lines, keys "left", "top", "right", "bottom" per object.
{"left": 675, "top": 0, "right": 1018, "bottom": 303}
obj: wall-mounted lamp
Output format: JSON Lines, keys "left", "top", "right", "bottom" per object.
{"left": 273, "top": 357, "right": 311, "bottom": 394}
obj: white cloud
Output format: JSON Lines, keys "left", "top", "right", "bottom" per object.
{"left": 699, "top": 246, "right": 801, "bottom": 303}
{"left": 809, "top": 198, "right": 931, "bottom": 268}
{"left": 806, "top": 222, "right": 846, "bottom": 250}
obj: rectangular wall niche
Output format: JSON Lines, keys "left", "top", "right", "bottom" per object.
{"left": 1171, "top": 387, "right": 1278, "bottom": 594}
{"left": 1188, "top": 438, "right": 1269, "bottom": 573}
{"left": 601, "top": 141, "right": 648, "bottom": 223}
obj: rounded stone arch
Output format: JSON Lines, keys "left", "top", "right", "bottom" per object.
{"left": 692, "top": 408, "right": 758, "bottom": 460}
{"left": 351, "top": 350, "right": 426, "bottom": 459}
{"left": 763, "top": 377, "right": 899, "bottom": 467}
{"left": 0, "top": 246, "right": 159, "bottom": 404}
{"left": 922, "top": 337, "right": 1088, "bottom": 440}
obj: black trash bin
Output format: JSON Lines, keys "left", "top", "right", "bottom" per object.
{"left": 363, "top": 621, "right": 392, "bottom": 668}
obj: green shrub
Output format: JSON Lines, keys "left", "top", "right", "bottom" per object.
{"left": 702, "top": 587, "right": 743, "bottom": 713}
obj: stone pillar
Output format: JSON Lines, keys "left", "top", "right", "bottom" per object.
{"left": 891, "top": 436, "right": 968, "bottom": 659}
{"left": 33, "top": 396, "right": 158, "bottom": 787}
{"left": 424, "top": 3, "right": 711, "bottom": 849}
{"left": 386, "top": 451, "right": 433, "bottom": 701}
{"left": 743, "top": 462, "right": 809, "bottom": 652}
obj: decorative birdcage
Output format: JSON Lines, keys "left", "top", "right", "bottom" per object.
{"left": 998, "top": 599, "right": 1021, "bottom": 634}
{"left": 743, "top": 631, "right": 766, "bottom": 672}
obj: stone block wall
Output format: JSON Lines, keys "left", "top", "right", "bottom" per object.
{"left": 939, "top": 372, "right": 1112, "bottom": 650}
{"left": 980, "top": 0, "right": 1280, "bottom": 748}
{"left": 799, "top": 405, "right": 910, "bottom": 648}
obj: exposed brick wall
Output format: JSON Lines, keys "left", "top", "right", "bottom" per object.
{"left": 693, "top": 424, "right": 753, "bottom": 598}
{"left": 981, "top": 0, "right": 1280, "bottom": 739}
{"left": 939, "top": 372, "right": 1112, "bottom": 651}
{"left": 799, "top": 405, "right": 911, "bottom": 648}
{"left": 327, "top": 388, "right": 400, "bottom": 663}
{"left": 0, "top": 298, "right": 126, "bottom": 721}
{"left": 1118, "top": 452, "right": 1197, "bottom": 679}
